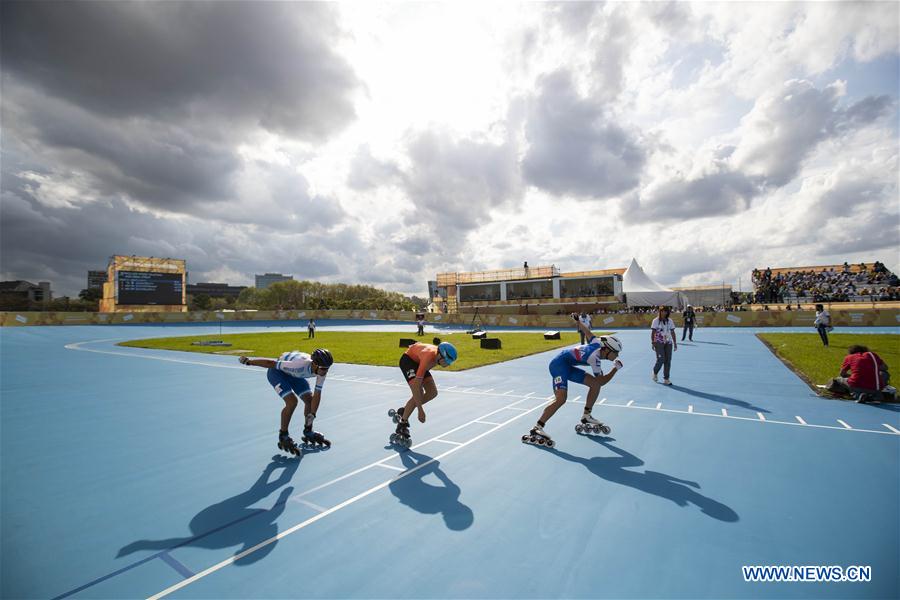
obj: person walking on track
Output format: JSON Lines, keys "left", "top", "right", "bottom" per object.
{"left": 651, "top": 306, "right": 677, "bottom": 385}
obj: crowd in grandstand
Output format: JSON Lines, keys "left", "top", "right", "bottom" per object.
{"left": 752, "top": 262, "right": 898, "bottom": 304}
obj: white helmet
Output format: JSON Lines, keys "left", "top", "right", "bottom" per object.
{"left": 600, "top": 335, "right": 622, "bottom": 353}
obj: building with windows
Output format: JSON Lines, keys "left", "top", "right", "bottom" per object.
{"left": 434, "top": 265, "right": 624, "bottom": 314}
{"left": 254, "top": 273, "right": 294, "bottom": 290}
{"left": 0, "top": 280, "right": 52, "bottom": 306}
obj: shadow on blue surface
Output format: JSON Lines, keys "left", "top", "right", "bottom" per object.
{"left": 389, "top": 451, "right": 474, "bottom": 531}
{"left": 546, "top": 437, "right": 739, "bottom": 522}
{"left": 669, "top": 384, "right": 771, "bottom": 413}
{"left": 690, "top": 340, "right": 734, "bottom": 346}
{"left": 117, "top": 455, "right": 299, "bottom": 565}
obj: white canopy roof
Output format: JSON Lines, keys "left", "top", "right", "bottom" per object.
{"left": 622, "top": 258, "right": 687, "bottom": 308}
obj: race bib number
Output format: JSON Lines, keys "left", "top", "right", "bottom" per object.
{"left": 553, "top": 376, "right": 563, "bottom": 385}
{"left": 406, "top": 369, "right": 417, "bottom": 379}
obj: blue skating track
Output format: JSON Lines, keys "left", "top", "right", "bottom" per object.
{"left": 2, "top": 321, "right": 898, "bottom": 599}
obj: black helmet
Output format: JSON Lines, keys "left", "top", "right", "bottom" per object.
{"left": 311, "top": 348, "right": 333, "bottom": 368}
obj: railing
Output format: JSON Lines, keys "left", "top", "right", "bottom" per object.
{"left": 437, "top": 265, "right": 560, "bottom": 286}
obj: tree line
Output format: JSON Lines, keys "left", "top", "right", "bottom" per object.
{"left": 231, "top": 280, "right": 425, "bottom": 311}
{"left": 1, "top": 280, "right": 428, "bottom": 312}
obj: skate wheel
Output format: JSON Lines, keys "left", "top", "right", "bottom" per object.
{"left": 521, "top": 435, "right": 529, "bottom": 443}
{"left": 575, "top": 424, "right": 584, "bottom": 434}
{"left": 388, "top": 408, "right": 396, "bottom": 417}
{"left": 389, "top": 433, "right": 397, "bottom": 443}
{"left": 601, "top": 425, "right": 611, "bottom": 435}
{"left": 546, "top": 440, "right": 555, "bottom": 448}
{"left": 537, "top": 438, "right": 545, "bottom": 446}
{"left": 591, "top": 425, "right": 600, "bottom": 434}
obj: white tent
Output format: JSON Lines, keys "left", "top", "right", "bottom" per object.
{"left": 622, "top": 258, "right": 687, "bottom": 308}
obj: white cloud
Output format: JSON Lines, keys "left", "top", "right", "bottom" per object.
{"left": 1, "top": 2, "right": 897, "bottom": 297}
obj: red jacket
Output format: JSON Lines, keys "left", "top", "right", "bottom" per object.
{"left": 841, "top": 351, "right": 887, "bottom": 390}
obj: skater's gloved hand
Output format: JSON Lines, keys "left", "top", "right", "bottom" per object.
{"left": 417, "top": 408, "right": 426, "bottom": 423}
{"left": 613, "top": 359, "right": 624, "bottom": 370}
{"left": 239, "top": 355, "right": 250, "bottom": 365}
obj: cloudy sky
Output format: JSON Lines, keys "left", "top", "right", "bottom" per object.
{"left": 2, "top": 2, "right": 898, "bottom": 297}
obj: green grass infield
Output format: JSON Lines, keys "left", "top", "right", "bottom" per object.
{"left": 757, "top": 333, "right": 899, "bottom": 392}
{"left": 118, "top": 330, "right": 596, "bottom": 371}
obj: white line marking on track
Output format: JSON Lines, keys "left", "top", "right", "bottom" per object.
{"left": 884, "top": 423, "right": 900, "bottom": 434}
{"left": 149, "top": 396, "right": 546, "bottom": 599}
{"left": 626, "top": 400, "right": 634, "bottom": 407}
{"left": 571, "top": 395, "right": 582, "bottom": 402}
{"left": 721, "top": 408, "right": 728, "bottom": 417}
{"left": 482, "top": 388, "right": 494, "bottom": 394}
{"left": 67, "top": 340, "right": 900, "bottom": 438}
{"left": 506, "top": 407, "right": 530, "bottom": 412}
{"left": 290, "top": 498, "right": 328, "bottom": 512}
{"left": 476, "top": 420, "right": 503, "bottom": 426}
{"left": 837, "top": 419, "right": 852, "bottom": 430}
{"left": 795, "top": 416, "right": 807, "bottom": 425}
{"left": 373, "top": 463, "right": 405, "bottom": 472}
{"left": 524, "top": 392, "right": 535, "bottom": 398}
{"left": 433, "top": 438, "right": 464, "bottom": 446}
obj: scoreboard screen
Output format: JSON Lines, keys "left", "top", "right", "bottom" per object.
{"left": 117, "top": 271, "right": 183, "bottom": 305}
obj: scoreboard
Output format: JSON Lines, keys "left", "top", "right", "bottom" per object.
{"left": 117, "top": 271, "right": 184, "bottom": 305}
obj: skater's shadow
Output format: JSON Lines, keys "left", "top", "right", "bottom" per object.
{"left": 388, "top": 450, "right": 474, "bottom": 531}
{"left": 692, "top": 340, "right": 733, "bottom": 346}
{"left": 669, "top": 384, "right": 770, "bottom": 413}
{"left": 548, "top": 438, "right": 738, "bottom": 522}
{"left": 117, "top": 455, "right": 299, "bottom": 565}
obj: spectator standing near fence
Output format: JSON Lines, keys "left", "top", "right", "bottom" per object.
{"left": 814, "top": 304, "right": 831, "bottom": 347}
{"left": 651, "top": 306, "right": 677, "bottom": 385}
{"left": 416, "top": 315, "right": 425, "bottom": 336}
{"left": 307, "top": 319, "right": 316, "bottom": 339}
{"left": 682, "top": 305, "right": 696, "bottom": 341}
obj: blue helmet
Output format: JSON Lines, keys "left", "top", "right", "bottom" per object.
{"left": 437, "top": 342, "right": 458, "bottom": 365}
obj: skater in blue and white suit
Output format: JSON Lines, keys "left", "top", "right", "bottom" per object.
{"left": 239, "top": 348, "right": 333, "bottom": 456}
{"left": 523, "top": 315, "right": 623, "bottom": 446}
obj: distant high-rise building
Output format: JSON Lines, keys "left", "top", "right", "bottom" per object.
{"left": 87, "top": 270, "right": 107, "bottom": 290}
{"left": 255, "top": 273, "right": 294, "bottom": 289}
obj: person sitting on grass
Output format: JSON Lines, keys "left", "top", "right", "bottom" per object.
{"left": 826, "top": 345, "right": 892, "bottom": 403}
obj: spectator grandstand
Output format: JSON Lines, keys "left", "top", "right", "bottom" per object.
{"left": 752, "top": 262, "right": 899, "bottom": 304}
